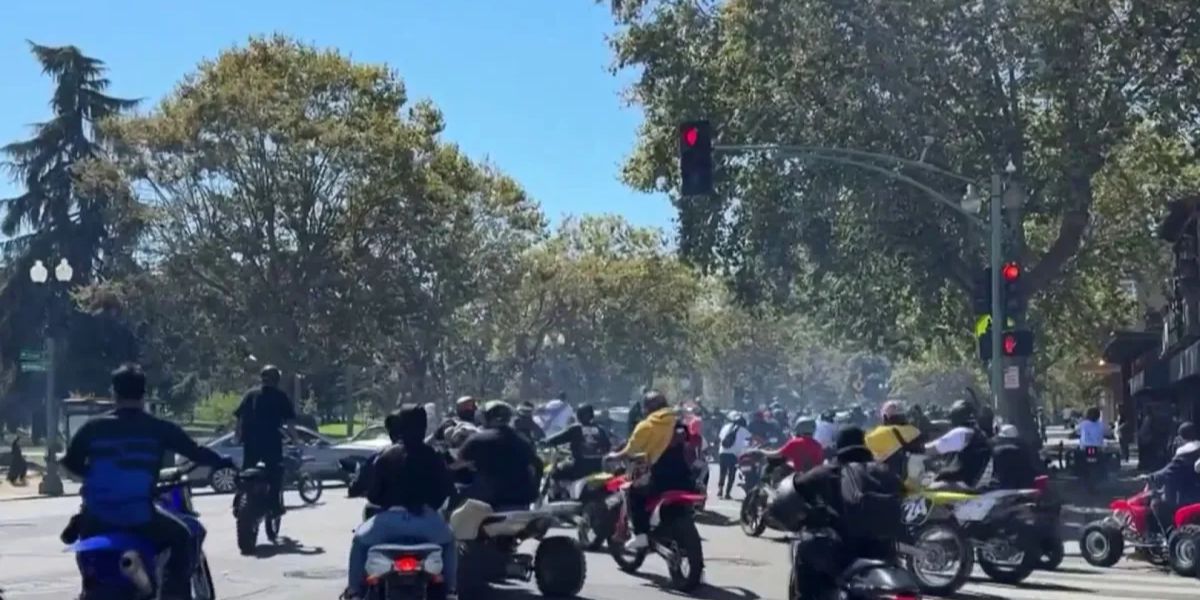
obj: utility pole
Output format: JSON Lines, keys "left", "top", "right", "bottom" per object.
{"left": 989, "top": 173, "right": 1004, "bottom": 413}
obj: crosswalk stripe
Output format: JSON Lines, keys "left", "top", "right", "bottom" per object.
{"left": 954, "top": 560, "right": 1198, "bottom": 600}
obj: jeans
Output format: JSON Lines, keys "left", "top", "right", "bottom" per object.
{"left": 347, "top": 507, "right": 457, "bottom": 595}
{"left": 76, "top": 506, "right": 194, "bottom": 600}
{"left": 717, "top": 453, "right": 737, "bottom": 497}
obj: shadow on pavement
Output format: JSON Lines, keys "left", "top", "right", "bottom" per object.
{"left": 966, "top": 576, "right": 1088, "bottom": 594}
{"left": 254, "top": 536, "right": 325, "bottom": 558}
{"left": 630, "top": 572, "right": 760, "bottom": 600}
{"left": 696, "top": 511, "right": 736, "bottom": 527}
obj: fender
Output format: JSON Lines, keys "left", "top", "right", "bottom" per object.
{"left": 1173, "top": 502, "right": 1200, "bottom": 529}
{"left": 648, "top": 491, "right": 706, "bottom": 528}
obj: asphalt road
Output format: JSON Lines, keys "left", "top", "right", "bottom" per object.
{"left": 1, "top": 466, "right": 1195, "bottom": 600}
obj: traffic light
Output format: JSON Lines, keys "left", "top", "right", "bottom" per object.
{"left": 678, "top": 121, "right": 714, "bottom": 196}
{"left": 972, "top": 268, "right": 991, "bottom": 315}
{"left": 979, "top": 328, "right": 1035, "bottom": 360}
{"left": 1001, "top": 260, "right": 1025, "bottom": 317}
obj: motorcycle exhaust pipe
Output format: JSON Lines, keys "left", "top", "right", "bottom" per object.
{"left": 119, "top": 550, "right": 154, "bottom": 596}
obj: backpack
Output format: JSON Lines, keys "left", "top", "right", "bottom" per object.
{"left": 721, "top": 425, "right": 740, "bottom": 449}
{"left": 837, "top": 462, "right": 905, "bottom": 542}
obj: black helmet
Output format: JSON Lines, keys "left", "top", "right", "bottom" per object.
{"left": 483, "top": 400, "right": 514, "bottom": 426}
{"left": 948, "top": 400, "right": 976, "bottom": 427}
{"left": 643, "top": 390, "right": 668, "bottom": 413}
{"left": 577, "top": 404, "right": 595, "bottom": 424}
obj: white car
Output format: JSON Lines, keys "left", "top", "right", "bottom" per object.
{"left": 179, "top": 425, "right": 378, "bottom": 493}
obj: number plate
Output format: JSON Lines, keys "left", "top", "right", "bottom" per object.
{"left": 902, "top": 497, "right": 931, "bottom": 526}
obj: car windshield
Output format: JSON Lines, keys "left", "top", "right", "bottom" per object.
{"left": 349, "top": 425, "right": 387, "bottom": 442}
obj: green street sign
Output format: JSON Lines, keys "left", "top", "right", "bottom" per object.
{"left": 20, "top": 362, "right": 47, "bottom": 373}
{"left": 19, "top": 349, "right": 44, "bottom": 362}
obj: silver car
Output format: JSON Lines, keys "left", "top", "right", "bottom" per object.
{"left": 179, "top": 426, "right": 376, "bottom": 493}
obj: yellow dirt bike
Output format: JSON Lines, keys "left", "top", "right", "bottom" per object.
{"left": 537, "top": 448, "right": 619, "bottom": 550}
{"left": 901, "top": 456, "right": 1042, "bottom": 596}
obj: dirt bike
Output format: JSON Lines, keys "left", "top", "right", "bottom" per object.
{"left": 606, "top": 456, "right": 707, "bottom": 592}
{"left": 1079, "top": 483, "right": 1200, "bottom": 576}
{"left": 536, "top": 448, "right": 620, "bottom": 550}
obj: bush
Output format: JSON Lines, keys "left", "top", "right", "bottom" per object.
{"left": 194, "top": 391, "right": 242, "bottom": 426}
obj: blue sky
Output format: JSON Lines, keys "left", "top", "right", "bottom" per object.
{"left": 0, "top": 0, "right": 675, "bottom": 230}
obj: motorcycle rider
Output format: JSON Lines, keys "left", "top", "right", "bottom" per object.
{"left": 610, "top": 390, "right": 695, "bottom": 551}
{"left": 234, "top": 364, "right": 298, "bottom": 517}
{"left": 748, "top": 409, "right": 783, "bottom": 443}
{"left": 865, "top": 401, "right": 925, "bottom": 482}
{"left": 989, "top": 425, "right": 1043, "bottom": 490}
{"left": 513, "top": 401, "right": 546, "bottom": 445}
{"left": 769, "top": 427, "right": 905, "bottom": 599}
{"left": 760, "top": 418, "right": 824, "bottom": 473}
{"left": 430, "top": 396, "right": 479, "bottom": 448}
{"left": 814, "top": 410, "right": 840, "bottom": 457}
{"left": 539, "top": 392, "right": 576, "bottom": 439}
{"left": 457, "top": 401, "right": 543, "bottom": 510}
{"left": 542, "top": 403, "right": 612, "bottom": 484}
{"left": 343, "top": 405, "right": 455, "bottom": 600}
{"left": 60, "top": 363, "right": 235, "bottom": 600}
{"left": 925, "top": 400, "right": 993, "bottom": 489}
{"left": 1146, "top": 422, "right": 1200, "bottom": 535}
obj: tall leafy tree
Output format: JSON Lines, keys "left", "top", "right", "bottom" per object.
{"left": 0, "top": 43, "right": 138, "bottom": 428}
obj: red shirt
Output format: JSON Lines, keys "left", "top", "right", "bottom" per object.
{"left": 779, "top": 436, "right": 824, "bottom": 472}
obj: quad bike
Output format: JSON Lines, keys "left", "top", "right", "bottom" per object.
{"left": 1078, "top": 484, "right": 1200, "bottom": 576}
{"left": 606, "top": 456, "right": 707, "bottom": 593}
{"left": 449, "top": 499, "right": 587, "bottom": 599}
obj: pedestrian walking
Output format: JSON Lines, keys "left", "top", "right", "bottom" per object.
{"left": 717, "top": 412, "right": 752, "bottom": 499}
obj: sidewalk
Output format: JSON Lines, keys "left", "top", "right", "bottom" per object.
{"left": 0, "top": 473, "right": 80, "bottom": 501}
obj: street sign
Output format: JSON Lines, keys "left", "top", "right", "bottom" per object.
{"left": 1003, "top": 366, "right": 1020, "bottom": 390}
{"left": 19, "top": 349, "right": 44, "bottom": 362}
{"left": 20, "top": 362, "right": 47, "bottom": 373}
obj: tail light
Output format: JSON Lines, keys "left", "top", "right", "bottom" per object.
{"left": 888, "top": 594, "right": 919, "bottom": 600}
{"left": 1086, "top": 447, "right": 1098, "bottom": 457}
{"left": 394, "top": 555, "right": 420, "bottom": 573}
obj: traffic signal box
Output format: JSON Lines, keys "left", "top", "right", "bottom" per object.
{"left": 678, "top": 121, "right": 714, "bottom": 196}
{"left": 975, "top": 262, "right": 1034, "bottom": 359}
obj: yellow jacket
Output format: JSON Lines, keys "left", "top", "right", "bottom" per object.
{"left": 866, "top": 424, "right": 922, "bottom": 462}
{"left": 625, "top": 408, "right": 677, "bottom": 463}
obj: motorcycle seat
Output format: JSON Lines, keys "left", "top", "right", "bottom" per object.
{"left": 368, "top": 542, "right": 443, "bottom": 555}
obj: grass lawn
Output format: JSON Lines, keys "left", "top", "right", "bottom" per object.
{"left": 318, "top": 422, "right": 375, "bottom": 439}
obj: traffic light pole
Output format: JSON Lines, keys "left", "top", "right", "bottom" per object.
{"left": 988, "top": 173, "right": 1004, "bottom": 413}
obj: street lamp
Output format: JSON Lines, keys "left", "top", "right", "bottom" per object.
{"left": 28, "top": 257, "right": 73, "bottom": 496}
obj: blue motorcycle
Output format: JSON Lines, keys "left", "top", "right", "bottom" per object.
{"left": 65, "top": 464, "right": 216, "bottom": 600}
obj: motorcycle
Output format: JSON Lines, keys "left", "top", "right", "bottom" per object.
{"left": 606, "top": 456, "right": 707, "bottom": 592}
{"left": 340, "top": 458, "right": 450, "bottom": 600}
{"left": 536, "top": 448, "right": 620, "bottom": 550}
{"left": 283, "top": 449, "right": 322, "bottom": 505}
{"left": 448, "top": 499, "right": 586, "bottom": 599}
{"left": 1079, "top": 484, "right": 1200, "bottom": 576}
{"left": 64, "top": 464, "right": 217, "bottom": 600}
{"left": 739, "top": 451, "right": 794, "bottom": 537}
{"left": 789, "top": 543, "right": 923, "bottom": 600}
{"left": 233, "top": 458, "right": 289, "bottom": 555}
{"left": 1029, "top": 475, "right": 1065, "bottom": 570}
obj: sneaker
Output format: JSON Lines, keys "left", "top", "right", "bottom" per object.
{"left": 625, "top": 534, "right": 650, "bottom": 551}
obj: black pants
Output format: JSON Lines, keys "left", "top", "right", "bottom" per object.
{"left": 243, "top": 449, "right": 284, "bottom": 514}
{"left": 77, "top": 507, "right": 193, "bottom": 600}
{"left": 1150, "top": 499, "right": 1176, "bottom": 535}
{"left": 717, "top": 453, "right": 737, "bottom": 497}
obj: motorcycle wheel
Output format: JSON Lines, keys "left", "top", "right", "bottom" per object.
{"left": 977, "top": 534, "right": 1039, "bottom": 584}
{"left": 1039, "top": 536, "right": 1065, "bottom": 571}
{"left": 192, "top": 555, "right": 216, "bottom": 600}
{"left": 297, "top": 473, "right": 322, "bottom": 504}
{"left": 739, "top": 489, "right": 767, "bottom": 537}
{"left": 1167, "top": 524, "right": 1200, "bottom": 576}
{"left": 534, "top": 536, "right": 587, "bottom": 597}
{"left": 664, "top": 516, "right": 705, "bottom": 592}
{"left": 1079, "top": 521, "right": 1124, "bottom": 567}
{"left": 905, "top": 522, "right": 972, "bottom": 597}
{"left": 236, "top": 515, "right": 258, "bottom": 555}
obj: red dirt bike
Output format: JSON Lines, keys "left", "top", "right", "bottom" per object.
{"left": 605, "top": 456, "right": 708, "bottom": 592}
{"left": 1079, "top": 484, "right": 1200, "bottom": 576}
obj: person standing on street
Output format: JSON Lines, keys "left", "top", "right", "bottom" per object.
{"left": 717, "top": 412, "right": 752, "bottom": 499}
{"left": 235, "top": 365, "right": 298, "bottom": 517}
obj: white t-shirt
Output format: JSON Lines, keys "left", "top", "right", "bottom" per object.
{"left": 718, "top": 423, "right": 753, "bottom": 455}
{"left": 1078, "top": 419, "right": 1106, "bottom": 448}
{"left": 814, "top": 420, "right": 839, "bottom": 449}
{"left": 928, "top": 426, "right": 974, "bottom": 455}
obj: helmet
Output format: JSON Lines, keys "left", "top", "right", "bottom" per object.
{"left": 794, "top": 417, "right": 816, "bottom": 437}
{"left": 577, "top": 404, "right": 595, "bottom": 424}
{"left": 483, "top": 400, "right": 514, "bottom": 426}
{"left": 516, "top": 402, "right": 534, "bottom": 417}
{"left": 881, "top": 400, "right": 907, "bottom": 425}
{"left": 727, "top": 411, "right": 741, "bottom": 421}
{"left": 998, "top": 424, "right": 1019, "bottom": 439}
{"left": 948, "top": 400, "right": 976, "bottom": 427}
{"left": 455, "top": 396, "right": 478, "bottom": 421}
{"left": 643, "top": 390, "right": 668, "bottom": 413}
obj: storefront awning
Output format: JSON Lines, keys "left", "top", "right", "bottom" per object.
{"left": 1171, "top": 338, "right": 1200, "bottom": 382}
{"left": 1131, "top": 360, "right": 1169, "bottom": 396}
{"left": 1103, "top": 330, "right": 1160, "bottom": 363}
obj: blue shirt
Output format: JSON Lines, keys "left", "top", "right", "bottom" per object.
{"left": 1078, "top": 419, "right": 1106, "bottom": 448}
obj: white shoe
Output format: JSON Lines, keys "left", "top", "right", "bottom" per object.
{"left": 625, "top": 534, "right": 649, "bottom": 551}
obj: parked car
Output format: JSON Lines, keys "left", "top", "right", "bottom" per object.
{"left": 178, "top": 426, "right": 376, "bottom": 493}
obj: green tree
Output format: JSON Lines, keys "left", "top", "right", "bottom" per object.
{"left": 603, "top": 0, "right": 1200, "bottom": 356}
{"left": 0, "top": 42, "right": 139, "bottom": 426}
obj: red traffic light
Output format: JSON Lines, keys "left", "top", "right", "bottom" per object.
{"left": 682, "top": 126, "right": 699, "bottom": 147}
{"left": 1002, "top": 262, "right": 1021, "bottom": 282}
{"left": 1003, "top": 333, "right": 1018, "bottom": 355}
